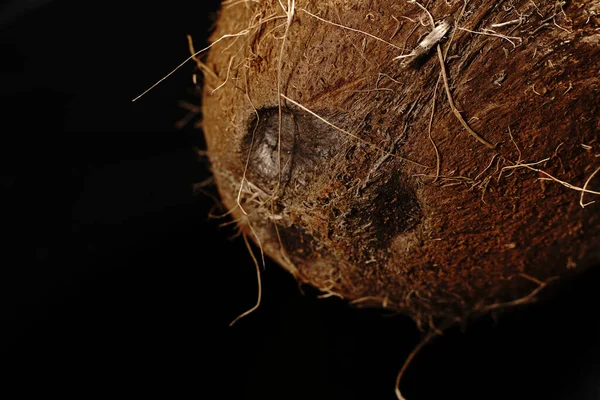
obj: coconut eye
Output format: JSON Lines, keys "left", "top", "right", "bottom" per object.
{"left": 243, "top": 108, "right": 296, "bottom": 187}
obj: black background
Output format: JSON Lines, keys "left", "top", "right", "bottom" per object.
{"left": 1, "top": 1, "right": 599, "bottom": 399}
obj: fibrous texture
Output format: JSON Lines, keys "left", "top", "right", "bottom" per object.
{"left": 201, "top": 0, "right": 600, "bottom": 328}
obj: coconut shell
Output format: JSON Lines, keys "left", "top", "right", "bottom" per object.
{"left": 201, "top": 0, "right": 600, "bottom": 327}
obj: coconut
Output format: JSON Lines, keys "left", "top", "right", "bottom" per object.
{"left": 201, "top": 0, "right": 600, "bottom": 331}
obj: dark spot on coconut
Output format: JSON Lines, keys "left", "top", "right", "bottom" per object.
{"left": 372, "top": 177, "right": 421, "bottom": 240}
{"left": 275, "top": 223, "right": 315, "bottom": 261}
{"left": 351, "top": 174, "right": 422, "bottom": 249}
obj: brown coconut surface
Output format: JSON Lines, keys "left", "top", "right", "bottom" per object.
{"left": 201, "top": 0, "right": 600, "bottom": 328}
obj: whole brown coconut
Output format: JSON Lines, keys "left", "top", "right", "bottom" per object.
{"left": 201, "top": 0, "right": 600, "bottom": 329}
